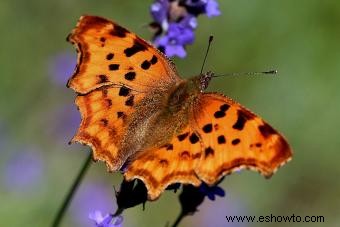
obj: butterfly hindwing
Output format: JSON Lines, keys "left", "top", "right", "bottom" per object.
{"left": 72, "top": 86, "right": 146, "bottom": 170}
{"left": 124, "top": 126, "right": 202, "bottom": 200}
{"left": 192, "top": 93, "right": 292, "bottom": 184}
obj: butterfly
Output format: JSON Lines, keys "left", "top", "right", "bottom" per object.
{"left": 67, "top": 15, "right": 292, "bottom": 200}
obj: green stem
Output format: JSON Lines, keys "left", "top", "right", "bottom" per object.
{"left": 51, "top": 152, "right": 92, "bottom": 227}
{"left": 172, "top": 212, "right": 185, "bottom": 227}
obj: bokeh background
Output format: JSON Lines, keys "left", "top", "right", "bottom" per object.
{"left": 1, "top": 0, "right": 339, "bottom": 226}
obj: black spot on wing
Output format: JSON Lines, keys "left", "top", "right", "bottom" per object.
{"left": 110, "top": 24, "right": 128, "bottom": 38}
{"left": 150, "top": 55, "right": 158, "bottom": 64}
{"left": 177, "top": 132, "right": 189, "bottom": 141}
{"left": 214, "top": 103, "right": 230, "bottom": 118}
{"left": 232, "top": 138, "right": 240, "bottom": 145}
{"left": 124, "top": 72, "right": 136, "bottom": 81}
{"left": 106, "top": 53, "right": 114, "bottom": 60}
{"left": 189, "top": 133, "right": 199, "bottom": 144}
{"left": 232, "top": 111, "right": 246, "bottom": 130}
{"left": 166, "top": 144, "right": 173, "bottom": 150}
{"left": 220, "top": 104, "right": 230, "bottom": 112}
{"left": 202, "top": 123, "right": 213, "bottom": 133}
{"left": 204, "top": 147, "right": 214, "bottom": 157}
{"left": 117, "top": 111, "right": 125, "bottom": 118}
{"left": 141, "top": 60, "right": 151, "bottom": 70}
{"left": 214, "top": 111, "right": 225, "bottom": 118}
{"left": 233, "top": 110, "right": 255, "bottom": 130}
{"left": 217, "top": 135, "right": 226, "bottom": 144}
{"left": 98, "top": 75, "right": 109, "bottom": 84}
{"left": 109, "top": 64, "right": 119, "bottom": 71}
{"left": 258, "top": 124, "right": 276, "bottom": 138}
{"left": 124, "top": 39, "right": 147, "bottom": 57}
{"left": 119, "top": 86, "right": 130, "bottom": 97}
{"left": 161, "top": 143, "right": 174, "bottom": 151}
{"left": 125, "top": 95, "right": 134, "bottom": 106}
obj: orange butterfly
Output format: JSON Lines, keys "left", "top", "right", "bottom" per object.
{"left": 67, "top": 15, "right": 292, "bottom": 200}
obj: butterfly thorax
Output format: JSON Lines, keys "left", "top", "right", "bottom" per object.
{"left": 167, "top": 71, "right": 214, "bottom": 109}
{"left": 167, "top": 78, "right": 201, "bottom": 112}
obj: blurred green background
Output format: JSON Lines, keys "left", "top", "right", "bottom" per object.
{"left": 1, "top": 0, "right": 339, "bottom": 226}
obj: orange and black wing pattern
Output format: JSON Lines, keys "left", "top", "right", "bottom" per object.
{"left": 192, "top": 93, "right": 292, "bottom": 184}
{"left": 124, "top": 125, "right": 202, "bottom": 200}
{"left": 67, "top": 15, "right": 181, "bottom": 170}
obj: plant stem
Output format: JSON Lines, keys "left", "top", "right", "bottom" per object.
{"left": 172, "top": 213, "right": 185, "bottom": 227}
{"left": 51, "top": 152, "right": 92, "bottom": 227}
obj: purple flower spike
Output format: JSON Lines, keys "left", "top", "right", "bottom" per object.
{"left": 205, "top": 0, "right": 221, "bottom": 17}
{"left": 151, "top": 0, "right": 169, "bottom": 25}
{"left": 154, "top": 19, "right": 195, "bottom": 58}
{"left": 199, "top": 183, "right": 225, "bottom": 201}
{"left": 150, "top": 0, "right": 220, "bottom": 58}
{"left": 180, "top": 0, "right": 220, "bottom": 17}
{"left": 70, "top": 182, "right": 114, "bottom": 227}
{"left": 89, "top": 211, "right": 123, "bottom": 227}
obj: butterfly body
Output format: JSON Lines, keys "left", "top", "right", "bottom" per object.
{"left": 68, "top": 15, "right": 292, "bottom": 200}
{"left": 118, "top": 74, "right": 204, "bottom": 167}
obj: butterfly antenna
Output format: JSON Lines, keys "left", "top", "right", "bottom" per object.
{"left": 213, "top": 70, "right": 278, "bottom": 78}
{"left": 200, "top": 35, "right": 214, "bottom": 74}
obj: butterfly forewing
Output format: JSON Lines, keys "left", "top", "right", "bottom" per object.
{"left": 67, "top": 15, "right": 180, "bottom": 94}
{"left": 192, "top": 93, "right": 292, "bottom": 184}
{"left": 72, "top": 86, "right": 145, "bottom": 170}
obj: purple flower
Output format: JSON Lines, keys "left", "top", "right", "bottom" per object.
{"left": 3, "top": 147, "right": 44, "bottom": 192}
{"left": 199, "top": 183, "right": 225, "bottom": 201}
{"left": 48, "top": 51, "right": 77, "bottom": 86}
{"left": 150, "top": 0, "right": 169, "bottom": 26}
{"left": 154, "top": 17, "right": 196, "bottom": 57}
{"left": 182, "top": 0, "right": 221, "bottom": 17}
{"left": 205, "top": 0, "right": 221, "bottom": 17}
{"left": 150, "top": 0, "right": 220, "bottom": 58}
{"left": 70, "top": 181, "right": 115, "bottom": 227}
{"left": 89, "top": 211, "right": 123, "bottom": 227}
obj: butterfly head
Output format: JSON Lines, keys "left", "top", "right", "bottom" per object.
{"left": 198, "top": 71, "right": 214, "bottom": 91}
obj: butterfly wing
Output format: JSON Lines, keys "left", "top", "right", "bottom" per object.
{"left": 68, "top": 15, "right": 181, "bottom": 170}
{"left": 192, "top": 93, "right": 292, "bottom": 184}
{"left": 67, "top": 15, "right": 180, "bottom": 94}
{"left": 124, "top": 126, "right": 202, "bottom": 200}
{"left": 124, "top": 92, "right": 292, "bottom": 200}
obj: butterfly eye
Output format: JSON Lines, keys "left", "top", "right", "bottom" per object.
{"left": 199, "top": 71, "right": 214, "bottom": 91}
